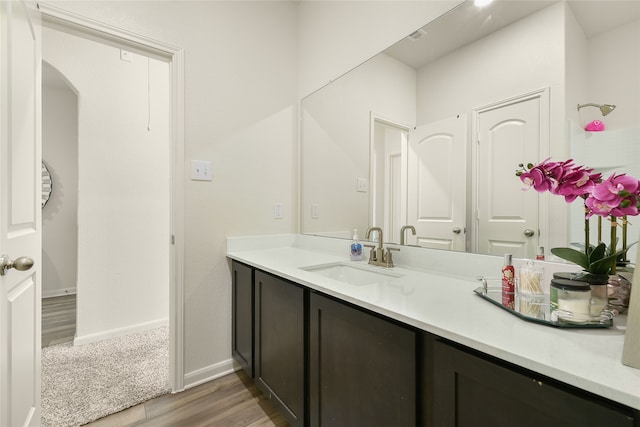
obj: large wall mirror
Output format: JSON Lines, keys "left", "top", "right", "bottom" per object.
{"left": 300, "top": 0, "right": 640, "bottom": 260}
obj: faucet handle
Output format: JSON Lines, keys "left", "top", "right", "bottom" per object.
{"left": 384, "top": 247, "right": 399, "bottom": 267}
{"left": 363, "top": 244, "right": 377, "bottom": 262}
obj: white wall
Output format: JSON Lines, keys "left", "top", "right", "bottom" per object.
{"left": 42, "top": 27, "right": 171, "bottom": 344}
{"left": 568, "top": 16, "right": 640, "bottom": 263}
{"left": 42, "top": 67, "right": 79, "bottom": 298}
{"left": 43, "top": 0, "right": 299, "bottom": 383}
{"left": 43, "top": 0, "right": 461, "bottom": 387}
{"left": 415, "top": 2, "right": 568, "bottom": 251}
{"left": 297, "top": 0, "right": 463, "bottom": 98}
{"left": 301, "top": 53, "right": 416, "bottom": 236}
{"left": 416, "top": 3, "right": 564, "bottom": 129}
{"left": 565, "top": 3, "right": 589, "bottom": 130}
{"left": 585, "top": 19, "right": 640, "bottom": 130}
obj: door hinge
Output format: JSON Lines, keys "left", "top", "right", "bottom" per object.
{"left": 171, "top": 235, "right": 176, "bottom": 245}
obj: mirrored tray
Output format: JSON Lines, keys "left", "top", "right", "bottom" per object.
{"left": 474, "top": 286, "right": 614, "bottom": 328}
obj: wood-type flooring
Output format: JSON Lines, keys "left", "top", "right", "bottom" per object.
{"left": 43, "top": 294, "right": 288, "bottom": 426}
{"left": 42, "top": 293, "right": 76, "bottom": 347}
{"left": 86, "top": 370, "right": 290, "bottom": 427}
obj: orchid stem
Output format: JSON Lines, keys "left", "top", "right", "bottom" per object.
{"left": 622, "top": 215, "right": 628, "bottom": 263}
{"left": 584, "top": 203, "right": 590, "bottom": 255}
{"left": 610, "top": 215, "right": 617, "bottom": 275}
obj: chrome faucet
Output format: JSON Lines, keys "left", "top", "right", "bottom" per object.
{"left": 364, "top": 227, "right": 399, "bottom": 268}
{"left": 400, "top": 225, "right": 416, "bottom": 245}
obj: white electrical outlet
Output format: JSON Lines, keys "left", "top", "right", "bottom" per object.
{"left": 274, "top": 203, "right": 283, "bottom": 219}
{"left": 190, "top": 160, "right": 212, "bottom": 181}
{"left": 311, "top": 203, "right": 319, "bottom": 219}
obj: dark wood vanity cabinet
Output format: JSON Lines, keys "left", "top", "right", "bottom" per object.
{"left": 309, "top": 292, "right": 417, "bottom": 427}
{"left": 432, "top": 339, "right": 637, "bottom": 427}
{"left": 254, "top": 270, "right": 305, "bottom": 427}
{"left": 231, "top": 261, "right": 254, "bottom": 378}
{"left": 230, "top": 262, "right": 638, "bottom": 427}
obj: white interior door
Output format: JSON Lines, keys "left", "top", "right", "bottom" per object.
{"left": 0, "top": 1, "right": 42, "bottom": 426}
{"left": 407, "top": 115, "right": 467, "bottom": 251}
{"left": 475, "top": 90, "right": 548, "bottom": 258}
{"left": 371, "top": 116, "right": 409, "bottom": 244}
{"left": 384, "top": 146, "right": 403, "bottom": 244}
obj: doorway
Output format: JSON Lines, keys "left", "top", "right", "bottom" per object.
{"left": 407, "top": 115, "right": 467, "bottom": 251}
{"left": 40, "top": 3, "right": 185, "bottom": 392}
{"left": 370, "top": 114, "right": 467, "bottom": 250}
{"left": 473, "top": 88, "right": 550, "bottom": 258}
{"left": 41, "top": 61, "right": 79, "bottom": 347}
{"left": 370, "top": 115, "right": 410, "bottom": 244}
{"left": 42, "top": 29, "right": 171, "bottom": 346}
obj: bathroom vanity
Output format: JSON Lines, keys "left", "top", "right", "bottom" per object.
{"left": 227, "top": 234, "right": 640, "bottom": 427}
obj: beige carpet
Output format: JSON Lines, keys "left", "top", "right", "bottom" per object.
{"left": 41, "top": 326, "right": 170, "bottom": 427}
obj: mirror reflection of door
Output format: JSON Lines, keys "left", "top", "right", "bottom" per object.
{"left": 371, "top": 116, "right": 410, "bottom": 244}
{"left": 407, "top": 115, "right": 467, "bottom": 251}
{"left": 474, "top": 89, "right": 549, "bottom": 258}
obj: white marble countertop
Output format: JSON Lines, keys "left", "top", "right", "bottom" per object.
{"left": 226, "top": 234, "right": 640, "bottom": 410}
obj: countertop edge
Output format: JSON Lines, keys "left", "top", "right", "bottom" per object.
{"left": 226, "top": 238, "right": 640, "bottom": 411}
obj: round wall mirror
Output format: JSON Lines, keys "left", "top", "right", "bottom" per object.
{"left": 42, "top": 161, "right": 52, "bottom": 208}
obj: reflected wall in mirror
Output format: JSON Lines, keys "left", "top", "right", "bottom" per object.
{"left": 300, "top": 0, "right": 640, "bottom": 261}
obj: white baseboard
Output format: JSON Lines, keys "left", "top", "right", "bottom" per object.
{"left": 42, "top": 288, "right": 77, "bottom": 299}
{"left": 73, "top": 318, "right": 169, "bottom": 347}
{"left": 182, "top": 358, "right": 237, "bottom": 390}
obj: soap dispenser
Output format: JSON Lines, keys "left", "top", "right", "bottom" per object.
{"left": 350, "top": 229, "right": 363, "bottom": 261}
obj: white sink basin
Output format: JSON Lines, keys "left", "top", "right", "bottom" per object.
{"left": 300, "top": 262, "right": 403, "bottom": 286}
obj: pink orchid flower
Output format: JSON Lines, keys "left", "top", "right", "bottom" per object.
{"left": 517, "top": 158, "right": 601, "bottom": 203}
{"left": 586, "top": 173, "right": 640, "bottom": 218}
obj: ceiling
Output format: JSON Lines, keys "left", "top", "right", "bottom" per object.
{"left": 385, "top": 0, "right": 640, "bottom": 70}
{"left": 569, "top": 0, "right": 640, "bottom": 37}
{"left": 41, "top": 1, "right": 640, "bottom": 89}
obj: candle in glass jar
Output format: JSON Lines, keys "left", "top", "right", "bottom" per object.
{"left": 551, "top": 278, "right": 591, "bottom": 314}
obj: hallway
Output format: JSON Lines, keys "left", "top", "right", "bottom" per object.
{"left": 42, "top": 294, "right": 76, "bottom": 348}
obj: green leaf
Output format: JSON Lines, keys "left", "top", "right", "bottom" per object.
{"left": 589, "top": 253, "right": 619, "bottom": 275}
{"left": 588, "top": 243, "right": 607, "bottom": 264}
{"left": 552, "top": 242, "right": 635, "bottom": 274}
{"left": 551, "top": 247, "right": 589, "bottom": 270}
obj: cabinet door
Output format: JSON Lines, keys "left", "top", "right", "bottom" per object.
{"left": 433, "top": 339, "right": 636, "bottom": 427}
{"left": 231, "top": 261, "right": 254, "bottom": 377}
{"left": 255, "top": 271, "right": 305, "bottom": 427}
{"left": 309, "top": 292, "right": 417, "bottom": 427}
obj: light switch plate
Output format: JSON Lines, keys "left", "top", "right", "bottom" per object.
{"left": 274, "top": 203, "right": 283, "bottom": 219}
{"left": 190, "top": 160, "right": 212, "bottom": 181}
{"left": 356, "top": 177, "right": 369, "bottom": 193}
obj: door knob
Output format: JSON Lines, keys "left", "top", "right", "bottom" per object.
{"left": 0, "top": 255, "right": 34, "bottom": 276}
{"left": 453, "top": 227, "right": 462, "bottom": 234}
{"left": 523, "top": 229, "right": 535, "bottom": 237}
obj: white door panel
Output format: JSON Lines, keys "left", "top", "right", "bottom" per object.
{"left": 1, "top": 1, "right": 41, "bottom": 426}
{"left": 387, "top": 152, "right": 402, "bottom": 243}
{"left": 407, "top": 115, "right": 466, "bottom": 251}
{"left": 475, "top": 91, "right": 547, "bottom": 258}
{"left": 371, "top": 117, "right": 409, "bottom": 244}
